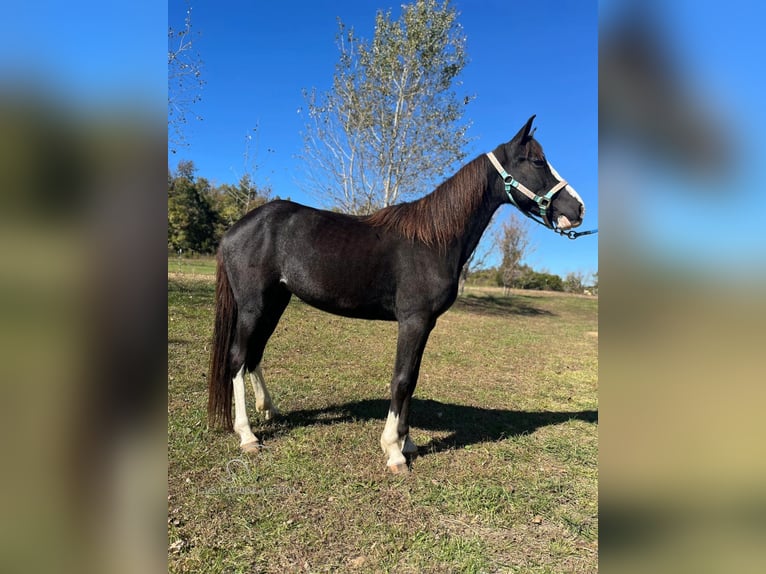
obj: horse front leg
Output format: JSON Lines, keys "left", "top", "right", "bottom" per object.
{"left": 381, "top": 315, "right": 435, "bottom": 473}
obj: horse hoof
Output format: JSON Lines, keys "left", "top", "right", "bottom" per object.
{"left": 264, "top": 408, "right": 279, "bottom": 421}
{"left": 241, "top": 440, "right": 261, "bottom": 454}
{"left": 401, "top": 436, "right": 418, "bottom": 456}
{"left": 387, "top": 463, "right": 409, "bottom": 474}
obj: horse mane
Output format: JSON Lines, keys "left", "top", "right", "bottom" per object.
{"left": 363, "top": 154, "right": 488, "bottom": 248}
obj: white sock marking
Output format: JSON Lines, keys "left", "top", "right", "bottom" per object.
{"left": 232, "top": 365, "right": 259, "bottom": 447}
{"left": 249, "top": 365, "right": 277, "bottom": 419}
{"left": 380, "top": 411, "right": 406, "bottom": 467}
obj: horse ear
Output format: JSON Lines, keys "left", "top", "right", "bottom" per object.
{"left": 512, "top": 115, "right": 537, "bottom": 144}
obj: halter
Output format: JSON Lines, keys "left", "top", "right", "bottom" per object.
{"left": 486, "top": 151, "right": 597, "bottom": 240}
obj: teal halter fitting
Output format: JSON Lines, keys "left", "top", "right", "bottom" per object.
{"left": 485, "top": 151, "right": 597, "bottom": 239}
{"left": 486, "top": 151, "right": 568, "bottom": 229}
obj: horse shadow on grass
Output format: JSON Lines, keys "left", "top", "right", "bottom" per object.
{"left": 259, "top": 398, "right": 597, "bottom": 458}
{"left": 453, "top": 294, "right": 555, "bottom": 318}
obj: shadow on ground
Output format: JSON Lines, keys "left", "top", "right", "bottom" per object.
{"left": 259, "top": 398, "right": 596, "bottom": 457}
{"left": 453, "top": 294, "right": 555, "bottom": 317}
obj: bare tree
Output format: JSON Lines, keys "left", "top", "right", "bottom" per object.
{"left": 210, "top": 128, "right": 272, "bottom": 232}
{"left": 168, "top": 3, "right": 205, "bottom": 153}
{"left": 564, "top": 271, "right": 586, "bottom": 294}
{"left": 497, "top": 214, "right": 531, "bottom": 296}
{"left": 458, "top": 213, "right": 498, "bottom": 295}
{"left": 226, "top": 126, "right": 272, "bottom": 218}
{"left": 301, "top": 0, "right": 473, "bottom": 214}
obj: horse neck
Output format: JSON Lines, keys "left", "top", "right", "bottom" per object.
{"left": 450, "top": 183, "right": 504, "bottom": 271}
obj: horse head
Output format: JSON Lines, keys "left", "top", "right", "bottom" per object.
{"left": 490, "top": 115, "right": 586, "bottom": 232}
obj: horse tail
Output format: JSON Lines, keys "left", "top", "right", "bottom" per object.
{"left": 208, "top": 248, "right": 236, "bottom": 431}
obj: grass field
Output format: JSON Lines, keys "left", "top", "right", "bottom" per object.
{"left": 168, "top": 259, "right": 598, "bottom": 573}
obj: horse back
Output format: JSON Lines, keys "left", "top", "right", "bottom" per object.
{"left": 220, "top": 200, "right": 457, "bottom": 321}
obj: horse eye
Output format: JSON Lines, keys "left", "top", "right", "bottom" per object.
{"left": 531, "top": 158, "right": 546, "bottom": 167}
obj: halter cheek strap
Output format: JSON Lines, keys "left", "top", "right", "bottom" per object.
{"left": 486, "top": 152, "right": 568, "bottom": 228}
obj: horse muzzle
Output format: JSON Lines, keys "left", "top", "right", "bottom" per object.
{"left": 556, "top": 214, "right": 582, "bottom": 231}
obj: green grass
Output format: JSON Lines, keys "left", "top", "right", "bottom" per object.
{"left": 168, "top": 272, "right": 597, "bottom": 573}
{"left": 168, "top": 255, "right": 217, "bottom": 276}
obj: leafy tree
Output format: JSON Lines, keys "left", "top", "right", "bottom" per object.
{"left": 212, "top": 175, "right": 269, "bottom": 228}
{"left": 301, "top": 0, "right": 473, "bottom": 214}
{"left": 174, "top": 159, "right": 197, "bottom": 181}
{"left": 168, "top": 161, "right": 220, "bottom": 253}
{"left": 516, "top": 268, "right": 564, "bottom": 292}
{"left": 465, "top": 267, "right": 498, "bottom": 287}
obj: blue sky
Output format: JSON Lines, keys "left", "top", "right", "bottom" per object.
{"left": 2, "top": 2, "right": 164, "bottom": 107}
{"left": 168, "top": 0, "right": 598, "bottom": 280}
{"left": 598, "top": 0, "right": 766, "bottom": 276}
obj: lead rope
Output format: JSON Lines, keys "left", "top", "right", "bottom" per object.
{"left": 557, "top": 228, "right": 598, "bottom": 240}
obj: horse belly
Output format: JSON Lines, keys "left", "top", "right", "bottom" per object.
{"left": 280, "top": 248, "right": 397, "bottom": 321}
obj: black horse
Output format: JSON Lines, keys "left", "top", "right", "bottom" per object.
{"left": 208, "top": 116, "right": 586, "bottom": 472}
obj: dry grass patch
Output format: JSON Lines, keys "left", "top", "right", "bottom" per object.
{"left": 169, "top": 276, "right": 597, "bottom": 573}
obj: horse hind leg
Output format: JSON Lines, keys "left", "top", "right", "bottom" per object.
{"left": 229, "top": 310, "right": 262, "bottom": 452}
{"left": 230, "top": 286, "right": 291, "bottom": 453}
{"left": 233, "top": 365, "right": 261, "bottom": 453}
{"left": 250, "top": 365, "right": 279, "bottom": 420}
{"left": 243, "top": 285, "right": 291, "bottom": 427}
